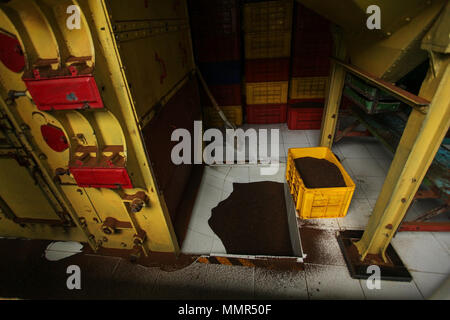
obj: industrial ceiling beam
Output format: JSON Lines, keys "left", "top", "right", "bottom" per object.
{"left": 296, "top": 0, "right": 446, "bottom": 81}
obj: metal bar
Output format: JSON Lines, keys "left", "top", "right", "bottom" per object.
{"left": 349, "top": 106, "right": 397, "bottom": 153}
{"left": 334, "top": 120, "right": 361, "bottom": 142}
{"left": 354, "top": 61, "right": 450, "bottom": 261}
{"left": 415, "top": 205, "right": 449, "bottom": 222}
{"left": 333, "top": 58, "right": 430, "bottom": 112}
{"left": 196, "top": 67, "right": 236, "bottom": 130}
{"left": 319, "top": 28, "right": 346, "bottom": 148}
{"left": 399, "top": 221, "right": 450, "bottom": 232}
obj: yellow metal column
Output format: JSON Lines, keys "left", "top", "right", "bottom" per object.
{"left": 319, "top": 27, "right": 346, "bottom": 148}
{"left": 355, "top": 56, "right": 450, "bottom": 261}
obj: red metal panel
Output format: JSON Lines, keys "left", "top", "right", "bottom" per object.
{"left": 287, "top": 99, "right": 324, "bottom": 130}
{"left": 200, "top": 83, "right": 241, "bottom": 106}
{"left": 69, "top": 167, "right": 133, "bottom": 189}
{"left": 40, "top": 124, "right": 69, "bottom": 152}
{"left": 246, "top": 104, "right": 287, "bottom": 124}
{"left": 291, "top": 55, "right": 331, "bottom": 77}
{"left": 292, "top": 3, "right": 332, "bottom": 78}
{"left": 288, "top": 120, "right": 321, "bottom": 130}
{"left": 0, "top": 32, "right": 25, "bottom": 73}
{"left": 245, "top": 58, "right": 290, "bottom": 82}
{"left": 399, "top": 221, "right": 450, "bottom": 232}
{"left": 294, "top": 3, "right": 330, "bottom": 34}
{"left": 292, "top": 34, "right": 332, "bottom": 77}
{"left": 23, "top": 75, "right": 104, "bottom": 111}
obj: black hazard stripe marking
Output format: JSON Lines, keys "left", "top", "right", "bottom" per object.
{"left": 197, "top": 256, "right": 256, "bottom": 267}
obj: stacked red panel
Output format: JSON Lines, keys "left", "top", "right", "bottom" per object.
{"left": 200, "top": 83, "right": 242, "bottom": 107}
{"left": 189, "top": 0, "right": 241, "bottom": 63}
{"left": 189, "top": 0, "right": 242, "bottom": 125}
{"left": 291, "top": 3, "right": 332, "bottom": 78}
{"left": 246, "top": 104, "right": 287, "bottom": 124}
{"left": 287, "top": 99, "right": 324, "bottom": 130}
{"left": 245, "top": 58, "right": 290, "bottom": 83}
{"left": 243, "top": 0, "right": 293, "bottom": 125}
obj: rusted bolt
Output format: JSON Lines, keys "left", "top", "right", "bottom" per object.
{"left": 401, "top": 198, "right": 406, "bottom": 203}
{"left": 386, "top": 224, "right": 393, "bottom": 230}
{"left": 79, "top": 217, "right": 87, "bottom": 227}
{"left": 102, "top": 225, "right": 114, "bottom": 235}
{"left": 328, "top": 134, "right": 332, "bottom": 139}
{"left": 130, "top": 198, "right": 145, "bottom": 213}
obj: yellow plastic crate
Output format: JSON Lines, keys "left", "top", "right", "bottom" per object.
{"left": 204, "top": 105, "right": 243, "bottom": 128}
{"left": 244, "top": 31, "right": 291, "bottom": 59}
{"left": 243, "top": 0, "right": 293, "bottom": 33}
{"left": 286, "top": 147, "right": 355, "bottom": 219}
{"left": 290, "top": 76, "right": 328, "bottom": 99}
{"left": 246, "top": 81, "right": 288, "bottom": 105}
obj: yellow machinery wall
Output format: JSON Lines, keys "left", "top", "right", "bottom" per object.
{"left": 0, "top": 0, "right": 197, "bottom": 257}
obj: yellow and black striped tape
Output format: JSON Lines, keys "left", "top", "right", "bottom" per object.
{"left": 196, "top": 256, "right": 304, "bottom": 271}
{"left": 197, "top": 256, "right": 255, "bottom": 267}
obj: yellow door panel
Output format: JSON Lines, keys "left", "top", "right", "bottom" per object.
{"left": 0, "top": 158, "right": 61, "bottom": 221}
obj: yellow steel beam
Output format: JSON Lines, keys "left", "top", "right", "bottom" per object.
{"left": 296, "top": 0, "right": 432, "bottom": 36}
{"left": 355, "top": 55, "right": 450, "bottom": 261}
{"left": 79, "top": 0, "right": 180, "bottom": 253}
{"left": 319, "top": 27, "right": 346, "bottom": 148}
{"left": 297, "top": 0, "right": 446, "bottom": 81}
{"left": 422, "top": 1, "right": 450, "bottom": 54}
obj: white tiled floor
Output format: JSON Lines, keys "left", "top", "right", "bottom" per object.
{"left": 181, "top": 124, "right": 450, "bottom": 299}
{"left": 182, "top": 161, "right": 287, "bottom": 255}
